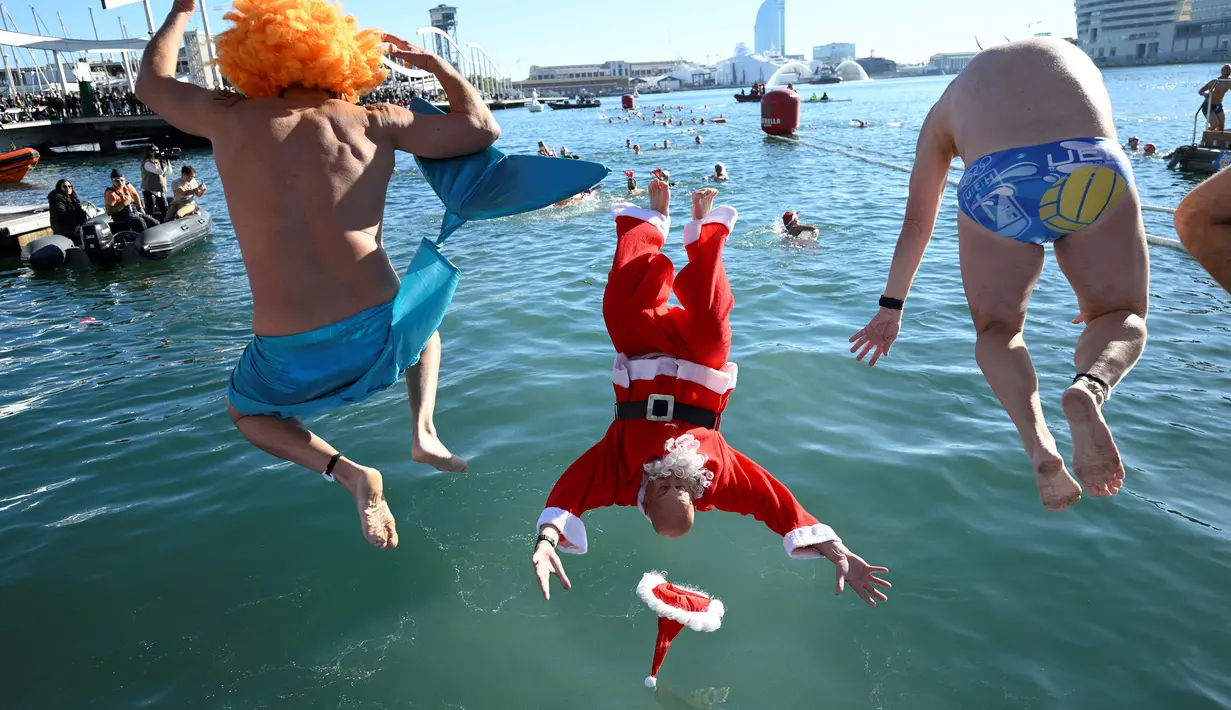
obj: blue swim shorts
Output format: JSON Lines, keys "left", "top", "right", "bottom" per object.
{"left": 957, "top": 137, "right": 1135, "bottom": 245}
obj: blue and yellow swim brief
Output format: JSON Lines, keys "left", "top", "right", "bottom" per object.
{"left": 957, "top": 137, "right": 1135, "bottom": 245}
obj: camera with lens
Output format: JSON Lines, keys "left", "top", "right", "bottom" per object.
{"left": 150, "top": 146, "right": 182, "bottom": 160}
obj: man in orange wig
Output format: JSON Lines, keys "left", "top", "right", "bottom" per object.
{"left": 138, "top": 0, "right": 501, "bottom": 550}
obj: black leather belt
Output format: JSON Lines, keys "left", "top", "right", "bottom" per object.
{"left": 614, "top": 394, "right": 721, "bottom": 430}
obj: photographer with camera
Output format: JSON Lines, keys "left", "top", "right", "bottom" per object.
{"left": 165, "top": 165, "right": 207, "bottom": 222}
{"left": 104, "top": 169, "right": 160, "bottom": 233}
{"left": 140, "top": 145, "right": 179, "bottom": 218}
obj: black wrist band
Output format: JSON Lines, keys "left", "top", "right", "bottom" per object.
{"left": 879, "top": 296, "right": 904, "bottom": 310}
{"left": 323, "top": 453, "right": 342, "bottom": 480}
{"left": 535, "top": 533, "right": 557, "bottom": 549}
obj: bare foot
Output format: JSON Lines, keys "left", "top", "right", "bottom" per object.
{"left": 692, "top": 187, "right": 718, "bottom": 220}
{"left": 1032, "top": 451, "right": 1082, "bottom": 512}
{"left": 334, "top": 461, "right": 399, "bottom": 550}
{"left": 412, "top": 432, "right": 468, "bottom": 473}
{"left": 649, "top": 177, "right": 670, "bottom": 216}
{"left": 1062, "top": 383, "right": 1124, "bottom": 497}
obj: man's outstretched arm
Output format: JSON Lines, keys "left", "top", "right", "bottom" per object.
{"left": 136, "top": 0, "right": 239, "bottom": 139}
{"left": 371, "top": 36, "right": 500, "bottom": 159}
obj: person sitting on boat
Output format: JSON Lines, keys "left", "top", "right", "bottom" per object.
{"left": 104, "top": 169, "right": 160, "bottom": 233}
{"left": 165, "top": 165, "right": 207, "bottom": 222}
{"left": 704, "top": 163, "right": 728, "bottom": 182}
{"left": 782, "top": 211, "right": 819, "bottom": 240}
{"left": 560, "top": 146, "right": 572, "bottom": 158}
{"left": 822, "top": 92, "right": 830, "bottom": 101}
{"left": 530, "top": 181, "right": 891, "bottom": 607}
{"left": 47, "top": 179, "right": 89, "bottom": 239}
{"left": 141, "top": 145, "right": 175, "bottom": 217}
{"left": 137, "top": 0, "right": 504, "bottom": 549}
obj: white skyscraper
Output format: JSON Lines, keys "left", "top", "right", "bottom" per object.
{"left": 1190, "top": 0, "right": 1231, "bottom": 22}
{"left": 754, "top": 0, "right": 786, "bottom": 56}
{"left": 1075, "top": 0, "right": 1189, "bottom": 61}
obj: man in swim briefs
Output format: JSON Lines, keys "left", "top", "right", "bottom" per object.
{"left": 849, "top": 38, "right": 1148, "bottom": 512}
{"left": 138, "top": 0, "right": 500, "bottom": 549}
{"left": 1199, "top": 65, "right": 1231, "bottom": 132}
{"left": 530, "top": 181, "right": 890, "bottom": 606}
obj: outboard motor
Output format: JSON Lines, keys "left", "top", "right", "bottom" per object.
{"left": 81, "top": 219, "right": 116, "bottom": 260}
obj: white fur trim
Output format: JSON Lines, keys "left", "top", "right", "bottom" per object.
{"left": 611, "top": 202, "right": 670, "bottom": 238}
{"left": 645, "top": 676, "right": 657, "bottom": 688}
{"left": 537, "top": 507, "right": 588, "bottom": 554}
{"left": 783, "top": 524, "right": 841, "bottom": 559}
{"left": 683, "top": 205, "right": 739, "bottom": 246}
{"left": 612, "top": 354, "right": 738, "bottom": 395}
{"left": 637, "top": 572, "right": 725, "bottom": 632}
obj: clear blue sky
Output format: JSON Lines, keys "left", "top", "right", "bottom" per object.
{"left": 29, "top": 0, "right": 1077, "bottom": 77}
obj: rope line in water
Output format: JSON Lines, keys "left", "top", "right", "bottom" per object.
{"left": 718, "top": 123, "right": 1187, "bottom": 252}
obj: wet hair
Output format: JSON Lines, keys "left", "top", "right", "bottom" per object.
{"left": 215, "top": 0, "right": 386, "bottom": 103}
{"left": 182, "top": 165, "right": 196, "bottom": 176}
{"left": 714, "top": 163, "right": 725, "bottom": 174}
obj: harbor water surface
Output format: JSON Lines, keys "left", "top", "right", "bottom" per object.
{"left": 2, "top": 66, "right": 1229, "bottom": 710}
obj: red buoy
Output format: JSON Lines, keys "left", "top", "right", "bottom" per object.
{"left": 622, "top": 94, "right": 636, "bottom": 110}
{"left": 760, "top": 88, "right": 800, "bottom": 136}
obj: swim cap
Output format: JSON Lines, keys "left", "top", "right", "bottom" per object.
{"left": 782, "top": 211, "right": 796, "bottom": 226}
{"left": 215, "top": 0, "right": 386, "bottom": 103}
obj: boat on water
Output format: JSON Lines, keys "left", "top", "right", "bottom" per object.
{"left": 21, "top": 207, "right": 214, "bottom": 271}
{"left": 734, "top": 92, "right": 764, "bottom": 103}
{"left": 809, "top": 76, "right": 843, "bottom": 85}
{"left": 0, "top": 204, "right": 52, "bottom": 256}
{"left": 528, "top": 90, "right": 544, "bottom": 112}
{"left": 548, "top": 97, "right": 601, "bottom": 110}
{"left": 0, "top": 147, "right": 40, "bottom": 183}
{"left": 1166, "top": 110, "right": 1231, "bottom": 175}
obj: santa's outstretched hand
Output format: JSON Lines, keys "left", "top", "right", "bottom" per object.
{"left": 532, "top": 529, "right": 571, "bottom": 600}
{"left": 816, "top": 541, "right": 891, "bottom": 606}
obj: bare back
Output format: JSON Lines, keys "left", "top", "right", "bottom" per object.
{"left": 1207, "top": 78, "right": 1231, "bottom": 103}
{"left": 212, "top": 95, "right": 400, "bottom": 336}
{"left": 936, "top": 39, "right": 1118, "bottom": 164}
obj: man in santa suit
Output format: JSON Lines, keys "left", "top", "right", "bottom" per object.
{"left": 531, "top": 180, "right": 891, "bottom": 606}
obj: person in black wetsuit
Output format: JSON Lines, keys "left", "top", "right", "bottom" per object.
{"left": 47, "top": 179, "right": 89, "bottom": 239}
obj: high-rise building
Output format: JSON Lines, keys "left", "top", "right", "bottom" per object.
{"left": 428, "top": 5, "right": 461, "bottom": 69}
{"left": 1190, "top": 0, "right": 1231, "bottom": 22}
{"left": 754, "top": 0, "right": 786, "bottom": 56}
{"left": 812, "top": 43, "right": 856, "bottom": 63}
{"left": 1075, "top": 0, "right": 1189, "bottom": 61}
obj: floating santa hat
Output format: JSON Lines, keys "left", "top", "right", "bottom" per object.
{"left": 636, "top": 571, "right": 725, "bottom": 689}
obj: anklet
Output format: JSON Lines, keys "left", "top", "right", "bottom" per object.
{"left": 323, "top": 453, "right": 342, "bottom": 482}
{"left": 1074, "top": 373, "right": 1111, "bottom": 401}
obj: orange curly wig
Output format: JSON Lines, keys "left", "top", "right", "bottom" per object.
{"left": 215, "top": 0, "right": 387, "bottom": 103}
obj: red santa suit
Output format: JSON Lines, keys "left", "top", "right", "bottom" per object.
{"left": 535, "top": 202, "right": 841, "bottom": 558}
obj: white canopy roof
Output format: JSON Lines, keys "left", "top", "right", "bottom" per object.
{"left": 0, "top": 29, "right": 148, "bottom": 54}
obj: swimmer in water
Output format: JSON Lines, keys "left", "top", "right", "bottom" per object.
{"left": 627, "top": 138, "right": 632, "bottom": 149}
{"left": 695, "top": 135, "right": 702, "bottom": 145}
{"left": 539, "top": 141, "right": 556, "bottom": 157}
{"left": 782, "top": 211, "right": 819, "bottom": 240}
{"left": 530, "top": 180, "right": 890, "bottom": 606}
{"left": 849, "top": 38, "right": 1148, "bottom": 512}
{"left": 1175, "top": 165, "right": 1231, "bottom": 293}
{"left": 704, "top": 163, "right": 728, "bottom": 182}
{"left": 1127, "top": 136, "right": 1140, "bottom": 152}
{"left": 1198, "top": 64, "right": 1231, "bottom": 132}
{"left": 854, "top": 120, "right": 868, "bottom": 128}
{"left": 663, "top": 139, "right": 670, "bottom": 149}
{"left": 1143, "top": 143, "right": 1157, "bottom": 156}
{"left": 634, "top": 144, "right": 641, "bottom": 155}
{"left": 137, "top": 1, "right": 497, "bottom": 549}
{"left": 625, "top": 171, "right": 639, "bottom": 194}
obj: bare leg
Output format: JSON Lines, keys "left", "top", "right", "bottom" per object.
{"left": 228, "top": 403, "right": 398, "bottom": 549}
{"left": 407, "top": 330, "right": 467, "bottom": 473}
{"left": 1175, "top": 167, "right": 1231, "bottom": 294}
{"left": 958, "top": 215, "right": 1082, "bottom": 512}
{"left": 1054, "top": 194, "right": 1149, "bottom": 497}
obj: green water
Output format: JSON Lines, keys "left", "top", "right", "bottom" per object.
{"left": 3, "top": 66, "right": 1230, "bottom": 710}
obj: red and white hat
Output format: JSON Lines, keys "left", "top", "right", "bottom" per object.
{"left": 636, "top": 571, "right": 725, "bottom": 688}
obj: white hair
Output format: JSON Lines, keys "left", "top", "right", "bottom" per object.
{"left": 642, "top": 434, "right": 713, "bottom": 501}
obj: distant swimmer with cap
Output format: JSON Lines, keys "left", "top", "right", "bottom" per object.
{"left": 849, "top": 38, "right": 1148, "bottom": 512}
{"left": 137, "top": 0, "right": 503, "bottom": 548}
{"left": 782, "top": 211, "right": 819, "bottom": 240}
{"left": 1199, "top": 64, "right": 1231, "bottom": 132}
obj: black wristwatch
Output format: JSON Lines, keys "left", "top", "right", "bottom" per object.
{"left": 879, "top": 295, "right": 905, "bottom": 311}
{"left": 535, "top": 533, "right": 557, "bottom": 549}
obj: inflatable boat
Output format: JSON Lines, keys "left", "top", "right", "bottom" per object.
{"left": 21, "top": 208, "right": 213, "bottom": 271}
{"left": 0, "top": 147, "right": 40, "bottom": 183}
